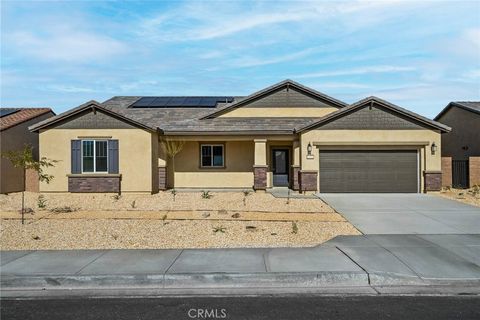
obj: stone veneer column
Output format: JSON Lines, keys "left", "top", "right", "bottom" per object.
{"left": 441, "top": 157, "right": 452, "bottom": 188}
{"left": 424, "top": 171, "right": 442, "bottom": 191}
{"left": 469, "top": 156, "right": 480, "bottom": 187}
{"left": 158, "top": 166, "right": 167, "bottom": 191}
{"left": 299, "top": 170, "right": 318, "bottom": 192}
{"left": 253, "top": 139, "right": 267, "bottom": 190}
{"left": 291, "top": 140, "right": 300, "bottom": 190}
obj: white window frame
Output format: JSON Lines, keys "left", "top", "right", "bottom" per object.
{"left": 81, "top": 140, "right": 109, "bottom": 173}
{"left": 200, "top": 144, "right": 224, "bottom": 168}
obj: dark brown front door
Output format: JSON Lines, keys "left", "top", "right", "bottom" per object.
{"left": 272, "top": 149, "right": 289, "bottom": 187}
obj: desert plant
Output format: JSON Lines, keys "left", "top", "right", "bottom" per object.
{"left": 470, "top": 185, "right": 480, "bottom": 197}
{"left": 131, "top": 200, "right": 136, "bottom": 208}
{"left": 201, "top": 190, "right": 212, "bottom": 199}
{"left": 213, "top": 226, "right": 226, "bottom": 233}
{"left": 50, "top": 206, "right": 76, "bottom": 213}
{"left": 160, "top": 140, "right": 185, "bottom": 187}
{"left": 2, "top": 144, "right": 58, "bottom": 224}
{"left": 112, "top": 194, "right": 122, "bottom": 201}
{"left": 171, "top": 189, "right": 177, "bottom": 202}
{"left": 37, "top": 195, "right": 47, "bottom": 209}
{"left": 291, "top": 221, "right": 298, "bottom": 234}
{"left": 242, "top": 190, "right": 251, "bottom": 206}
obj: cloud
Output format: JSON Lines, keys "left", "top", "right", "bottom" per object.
{"left": 293, "top": 65, "right": 416, "bottom": 78}
{"left": 7, "top": 29, "right": 127, "bottom": 62}
{"left": 231, "top": 47, "right": 323, "bottom": 68}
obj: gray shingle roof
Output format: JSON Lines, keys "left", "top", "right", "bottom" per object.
{"left": 434, "top": 101, "right": 480, "bottom": 120}
{"left": 28, "top": 81, "right": 450, "bottom": 135}
{"left": 296, "top": 96, "right": 451, "bottom": 133}
{"left": 201, "top": 79, "right": 348, "bottom": 119}
{"left": 100, "top": 96, "right": 319, "bottom": 134}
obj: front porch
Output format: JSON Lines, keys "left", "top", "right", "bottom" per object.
{"left": 158, "top": 136, "right": 313, "bottom": 192}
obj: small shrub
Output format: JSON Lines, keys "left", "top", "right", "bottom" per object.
{"left": 32, "top": 235, "right": 41, "bottom": 240}
{"left": 201, "top": 190, "right": 212, "bottom": 199}
{"left": 112, "top": 233, "right": 119, "bottom": 240}
{"left": 171, "top": 189, "right": 177, "bottom": 202}
{"left": 162, "top": 214, "right": 167, "bottom": 221}
{"left": 50, "top": 206, "right": 76, "bottom": 213}
{"left": 112, "top": 194, "right": 122, "bottom": 201}
{"left": 131, "top": 200, "right": 136, "bottom": 208}
{"left": 19, "top": 208, "right": 34, "bottom": 215}
{"left": 242, "top": 190, "right": 251, "bottom": 206}
{"left": 37, "top": 195, "right": 47, "bottom": 209}
{"left": 231, "top": 213, "right": 241, "bottom": 219}
{"left": 213, "top": 226, "right": 226, "bottom": 233}
{"left": 291, "top": 221, "right": 298, "bottom": 234}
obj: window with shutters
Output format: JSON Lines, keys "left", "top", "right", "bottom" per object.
{"left": 82, "top": 140, "right": 108, "bottom": 173}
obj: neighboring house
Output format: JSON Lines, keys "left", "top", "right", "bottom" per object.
{"left": 1, "top": 108, "right": 55, "bottom": 193}
{"left": 434, "top": 102, "right": 480, "bottom": 188}
{"left": 29, "top": 80, "right": 450, "bottom": 194}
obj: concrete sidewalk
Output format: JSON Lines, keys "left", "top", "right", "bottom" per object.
{"left": 1, "top": 235, "right": 480, "bottom": 292}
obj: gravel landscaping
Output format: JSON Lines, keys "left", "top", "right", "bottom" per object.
{"left": 438, "top": 187, "right": 480, "bottom": 207}
{"left": 0, "top": 191, "right": 333, "bottom": 213}
{"left": 0, "top": 191, "right": 360, "bottom": 250}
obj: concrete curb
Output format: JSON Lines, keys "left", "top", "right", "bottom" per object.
{"left": 3, "top": 272, "right": 479, "bottom": 290}
{"left": 0, "top": 271, "right": 369, "bottom": 290}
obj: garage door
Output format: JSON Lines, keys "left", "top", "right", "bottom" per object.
{"left": 319, "top": 150, "right": 418, "bottom": 193}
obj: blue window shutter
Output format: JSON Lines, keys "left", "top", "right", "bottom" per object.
{"left": 71, "top": 140, "right": 81, "bottom": 174}
{"left": 108, "top": 140, "right": 119, "bottom": 174}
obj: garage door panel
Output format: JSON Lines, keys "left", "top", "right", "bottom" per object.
{"left": 319, "top": 150, "right": 418, "bottom": 193}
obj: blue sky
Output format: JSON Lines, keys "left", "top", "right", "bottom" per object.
{"left": 1, "top": 0, "right": 479, "bottom": 117}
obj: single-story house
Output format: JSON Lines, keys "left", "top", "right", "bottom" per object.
{"left": 29, "top": 80, "right": 450, "bottom": 194}
{"left": 1, "top": 107, "right": 55, "bottom": 193}
{"left": 434, "top": 101, "right": 480, "bottom": 188}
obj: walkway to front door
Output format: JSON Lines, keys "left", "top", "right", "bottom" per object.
{"left": 272, "top": 149, "right": 289, "bottom": 187}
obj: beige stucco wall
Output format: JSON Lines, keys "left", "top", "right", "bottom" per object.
{"left": 300, "top": 129, "right": 442, "bottom": 192}
{"left": 0, "top": 112, "right": 54, "bottom": 194}
{"left": 39, "top": 128, "right": 156, "bottom": 193}
{"left": 219, "top": 107, "right": 338, "bottom": 118}
{"left": 169, "top": 140, "right": 255, "bottom": 188}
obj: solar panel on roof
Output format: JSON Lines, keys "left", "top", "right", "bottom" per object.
{"left": 130, "top": 96, "right": 234, "bottom": 108}
{"left": 131, "top": 97, "right": 156, "bottom": 107}
{"left": 0, "top": 108, "right": 20, "bottom": 118}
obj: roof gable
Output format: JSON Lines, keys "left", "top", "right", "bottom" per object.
{"left": 201, "top": 79, "right": 348, "bottom": 119}
{"left": 434, "top": 101, "right": 480, "bottom": 120}
{"left": 29, "top": 101, "right": 155, "bottom": 132}
{"left": 297, "top": 97, "right": 451, "bottom": 133}
{"left": 1, "top": 108, "right": 53, "bottom": 131}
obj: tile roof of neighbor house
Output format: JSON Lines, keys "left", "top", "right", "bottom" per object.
{"left": 28, "top": 80, "right": 450, "bottom": 134}
{"left": 434, "top": 101, "right": 480, "bottom": 120}
{"left": 0, "top": 108, "right": 53, "bottom": 131}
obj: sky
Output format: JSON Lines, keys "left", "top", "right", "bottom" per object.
{"left": 1, "top": 0, "right": 479, "bottom": 118}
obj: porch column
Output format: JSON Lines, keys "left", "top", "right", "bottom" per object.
{"left": 253, "top": 139, "right": 268, "bottom": 190}
{"left": 291, "top": 140, "right": 300, "bottom": 191}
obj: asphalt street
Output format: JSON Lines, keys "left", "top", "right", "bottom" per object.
{"left": 2, "top": 295, "right": 480, "bottom": 320}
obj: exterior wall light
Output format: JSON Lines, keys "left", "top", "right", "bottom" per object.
{"left": 307, "top": 142, "right": 314, "bottom": 159}
{"left": 431, "top": 142, "right": 437, "bottom": 155}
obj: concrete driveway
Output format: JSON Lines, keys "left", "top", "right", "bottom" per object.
{"left": 317, "top": 194, "right": 480, "bottom": 234}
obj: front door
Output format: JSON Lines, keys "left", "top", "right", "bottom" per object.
{"left": 272, "top": 149, "right": 289, "bottom": 187}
